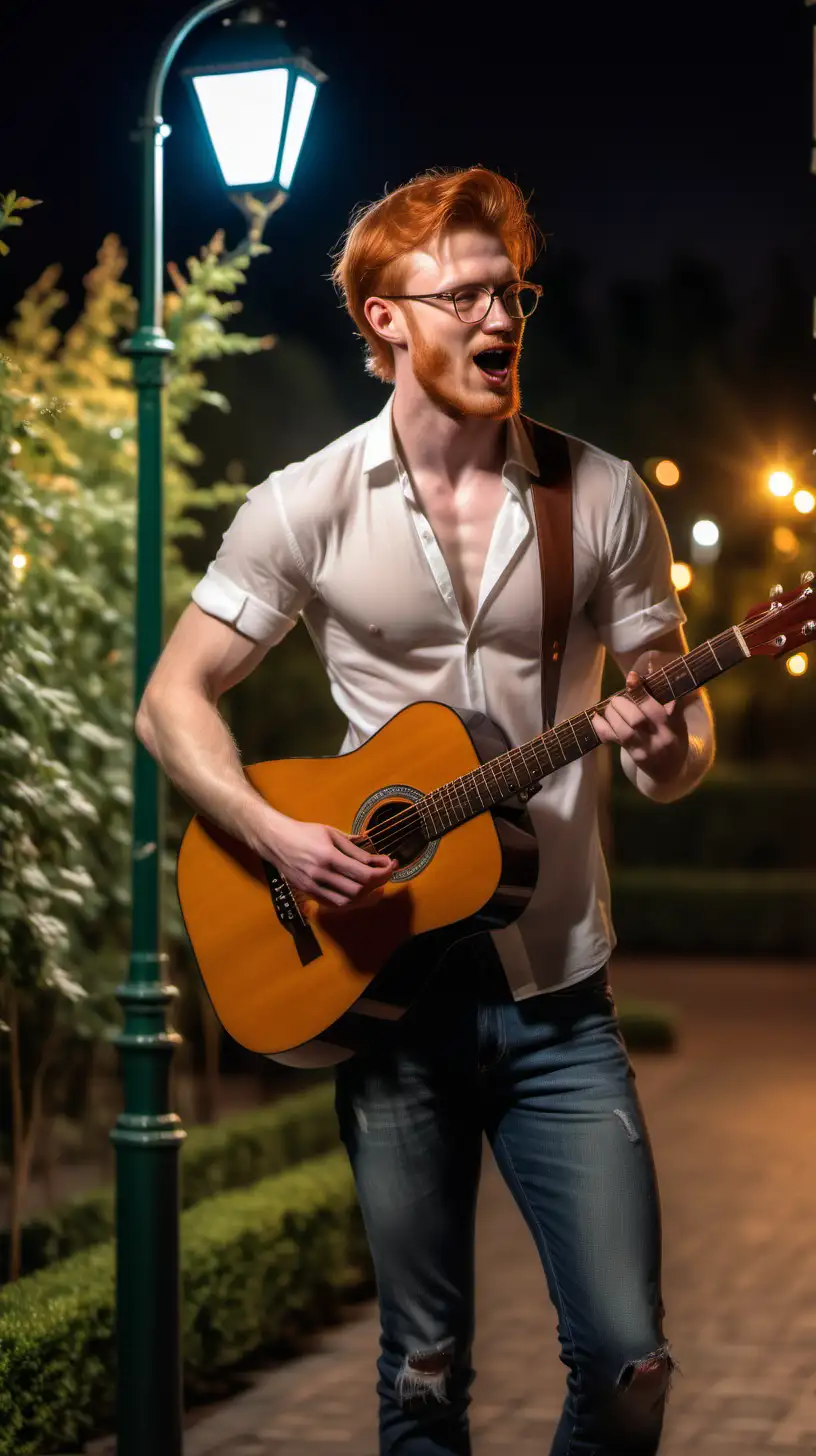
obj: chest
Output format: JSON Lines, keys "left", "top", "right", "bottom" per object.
{"left": 410, "top": 474, "right": 508, "bottom": 630}
{"left": 310, "top": 475, "right": 600, "bottom": 658}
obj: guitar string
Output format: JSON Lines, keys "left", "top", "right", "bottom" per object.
{"left": 350, "top": 608, "right": 788, "bottom": 859}
{"left": 339, "top": 601, "right": 798, "bottom": 861}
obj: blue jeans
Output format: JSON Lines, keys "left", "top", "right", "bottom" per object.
{"left": 335, "top": 934, "right": 673, "bottom": 1455}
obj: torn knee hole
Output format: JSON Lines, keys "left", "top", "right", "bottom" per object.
{"left": 617, "top": 1345, "right": 675, "bottom": 1401}
{"left": 396, "top": 1337, "right": 456, "bottom": 1405}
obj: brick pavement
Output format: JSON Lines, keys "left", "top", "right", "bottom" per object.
{"left": 99, "top": 959, "right": 816, "bottom": 1455}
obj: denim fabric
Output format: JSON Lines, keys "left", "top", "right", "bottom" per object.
{"left": 335, "top": 933, "right": 672, "bottom": 1455}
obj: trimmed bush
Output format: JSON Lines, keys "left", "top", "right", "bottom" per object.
{"left": 611, "top": 868, "right": 816, "bottom": 955}
{"left": 617, "top": 999, "right": 679, "bottom": 1052}
{"left": 1, "top": 1081, "right": 339, "bottom": 1282}
{"left": 0, "top": 1148, "right": 368, "bottom": 1456}
{"left": 611, "top": 768, "right": 816, "bottom": 872}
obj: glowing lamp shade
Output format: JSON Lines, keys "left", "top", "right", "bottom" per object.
{"left": 187, "top": 54, "right": 321, "bottom": 195}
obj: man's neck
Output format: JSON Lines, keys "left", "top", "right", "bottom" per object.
{"left": 391, "top": 384, "right": 508, "bottom": 487}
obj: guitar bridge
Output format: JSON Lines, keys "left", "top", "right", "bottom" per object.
{"left": 260, "top": 861, "right": 322, "bottom": 966}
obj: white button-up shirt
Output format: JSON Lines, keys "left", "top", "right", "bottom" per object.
{"left": 192, "top": 394, "right": 686, "bottom": 997}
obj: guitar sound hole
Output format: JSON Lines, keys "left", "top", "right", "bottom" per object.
{"left": 365, "top": 798, "right": 426, "bottom": 869}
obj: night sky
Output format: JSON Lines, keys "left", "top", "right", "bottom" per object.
{"left": 3, "top": 0, "right": 812, "bottom": 325}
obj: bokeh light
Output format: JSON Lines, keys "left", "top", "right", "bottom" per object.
{"left": 671, "top": 562, "right": 693, "bottom": 591}
{"left": 655, "top": 460, "right": 681, "bottom": 487}
{"left": 692, "top": 520, "right": 719, "bottom": 547}
{"left": 772, "top": 526, "right": 799, "bottom": 558}
{"left": 11, "top": 553, "right": 28, "bottom": 571}
{"left": 786, "top": 653, "right": 808, "bottom": 677}
{"left": 793, "top": 490, "right": 815, "bottom": 515}
{"left": 768, "top": 471, "right": 794, "bottom": 498}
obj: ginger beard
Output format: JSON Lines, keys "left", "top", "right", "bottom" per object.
{"left": 404, "top": 310, "right": 521, "bottom": 422}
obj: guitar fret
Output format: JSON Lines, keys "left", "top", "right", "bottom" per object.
{"left": 679, "top": 657, "right": 699, "bottom": 690}
{"left": 417, "top": 621, "right": 761, "bottom": 848}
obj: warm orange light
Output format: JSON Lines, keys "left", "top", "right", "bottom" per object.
{"left": 786, "top": 653, "right": 808, "bottom": 677}
{"left": 655, "top": 459, "right": 680, "bottom": 487}
{"left": 671, "top": 562, "right": 693, "bottom": 591}
{"left": 772, "top": 526, "right": 799, "bottom": 557}
{"left": 793, "top": 489, "right": 815, "bottom": 515}
{"left": 768, "top": 471, "right": 794, "bottom": 498}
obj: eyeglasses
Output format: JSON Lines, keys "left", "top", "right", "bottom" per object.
{"left": 378, "top": 280, "right": 543, "bottom": 325}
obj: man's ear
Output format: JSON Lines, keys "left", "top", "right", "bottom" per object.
{"left": 365, "top": 297, "right": 408, "bottom": 352}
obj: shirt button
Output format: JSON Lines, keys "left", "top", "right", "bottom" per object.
{"left": 368, "top": 624, "right": 381, "bottom": 635}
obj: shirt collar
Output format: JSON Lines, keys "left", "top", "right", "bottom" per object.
{"left": 362, "top": 394, "right": 401, "bottom": 478}
{"left": 361, "top": 392, "right": 541, "bottom": 483}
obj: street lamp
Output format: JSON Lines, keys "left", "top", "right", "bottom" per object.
{"left": 184, "top": 15, "right": 324, "bottom": 215}
{"left": 114, "top": 6, "right": 324, "bottom": 1455}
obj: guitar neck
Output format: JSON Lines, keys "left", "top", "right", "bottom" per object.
{"left": 419, "top": 623, "right": 750, "bottom": 840}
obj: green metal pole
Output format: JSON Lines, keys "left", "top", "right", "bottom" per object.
{"left": 113, "top": 4, "right": 243, "bottom": 1453}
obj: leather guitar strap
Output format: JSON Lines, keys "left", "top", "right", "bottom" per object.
{"left": 521, "top": 417, "right": 574, "bottom": 731}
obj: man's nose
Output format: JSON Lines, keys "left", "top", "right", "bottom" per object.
{"left": 481, "top": 297, "right": 518, "bottom": 333}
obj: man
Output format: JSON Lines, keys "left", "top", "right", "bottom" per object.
{"left": 136, "top": 166, "right": 714, "bottom": 1455}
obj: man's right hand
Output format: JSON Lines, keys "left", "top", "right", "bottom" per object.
{"left": 251, "top": 812, "right": 398, "bottom": 909}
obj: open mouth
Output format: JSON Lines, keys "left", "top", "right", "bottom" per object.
{"left": 473, "top": 347, "right": 515, "bottom": 383}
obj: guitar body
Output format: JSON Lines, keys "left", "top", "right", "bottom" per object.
{"left": 177, "top": 700, "right": 539, "bottom": 1066}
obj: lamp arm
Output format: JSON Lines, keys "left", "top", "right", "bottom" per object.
{"left": 146, "top": 0, "right": 241, "bottom": 121}
{"left": 138, "top": 0, "right": 243, "bottom": 330}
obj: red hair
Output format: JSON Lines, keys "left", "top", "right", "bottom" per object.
{"left": 331, "top": 166, "right": 542, "bottom": 382}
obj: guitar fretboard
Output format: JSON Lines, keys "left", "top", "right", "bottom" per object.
{"left": 413, "top": 626, "right": 748, "bottom": 841}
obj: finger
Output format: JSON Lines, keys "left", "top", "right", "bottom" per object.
{"left": 626, "top": 671, "right": 678, "bottom": 722}
{"left": 329, "top": 855, "right": 376, "bottom": 886}
{"left": 591, "top": 711, "right": 617, "bottom": 743}
{"left": 338, "top": 830, "right": 395, "bottom": 868}
{"left": 608, "top": 693, "right": 654, "bottom": 732}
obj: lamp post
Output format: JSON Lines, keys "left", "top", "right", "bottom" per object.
{"left": 113, "top": 7, "right": 324, "bottom": 1452}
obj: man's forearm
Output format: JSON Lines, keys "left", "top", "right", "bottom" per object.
{"left": 620, "top": 690, "right": 715, "bottom": 804}
{"left": 135, "top": 690, "right": 288, "bottom": 852}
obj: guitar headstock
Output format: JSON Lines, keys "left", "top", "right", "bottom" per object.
{"left": 743, "top": 572, "right": 816, "bottom": 658}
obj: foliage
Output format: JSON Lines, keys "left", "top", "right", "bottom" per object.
{"left": 0, "top": 193, "right": 41, "bottom": 257}
{"left": 616, "top": 1001, "right": 678, "bottom": 1052}
{"left": 0, "top": 1081, "right": 338, "bottom": 1281}
{"left": 0, "top": 1148, "right": 369, "bottom": 1456}
{"left": 610, "top": 767, "right": 816, "bottom": 870}
{"left": 611, "top": 868, "right": 816, "bottom": 955}
{"left": 0, "top": 220, "right": 274, "bottom": 1276}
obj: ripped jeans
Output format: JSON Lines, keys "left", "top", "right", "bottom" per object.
{"left": 335, "top": 934, "right": 672, "bottom": 1455}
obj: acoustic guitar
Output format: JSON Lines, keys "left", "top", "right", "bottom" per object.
{"left": 177, "top": 577, "right": 815, "bottom": 1066}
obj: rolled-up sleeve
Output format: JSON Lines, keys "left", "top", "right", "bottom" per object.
{"left": 587, "top": 462, "right": 686, "bottom": 655}
{"left": 191, "top": 472, "right": 314, "bottom": 646}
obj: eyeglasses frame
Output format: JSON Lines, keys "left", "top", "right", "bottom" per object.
{"left": 376, "top": 280, "right": 543, "bottom": 324}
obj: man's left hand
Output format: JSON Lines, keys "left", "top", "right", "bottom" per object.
{"left": 591, "top": 671, "right": 689, "bottom": 785}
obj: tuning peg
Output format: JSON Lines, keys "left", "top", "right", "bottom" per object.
{"left": 770, "top": 583, "right": 784, "bottom": 598}
{"left": 801, "top": 570, "right": 815, "bottom": 586}
{"left": 803, "top": 621, "right": 816, "bottom": 638}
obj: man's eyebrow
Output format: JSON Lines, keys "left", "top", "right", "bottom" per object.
{"left": 438, "top": 275, "right": 521, "bottom": 292}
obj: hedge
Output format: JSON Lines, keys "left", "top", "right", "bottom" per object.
{"left": 1, "top": 1080, "right": 339, "bottom": 1282}
{"left": 611, "top": 868, "right": 816, "bottom": 954}
{"left": 616, "top": 999, "right": 678, "bottom": 1052}
{"left": 0, "top": 1148, "right": 369, "bottom": 1456}
{"left": 610, "top": 768, "right": 816, "bottom": 872}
